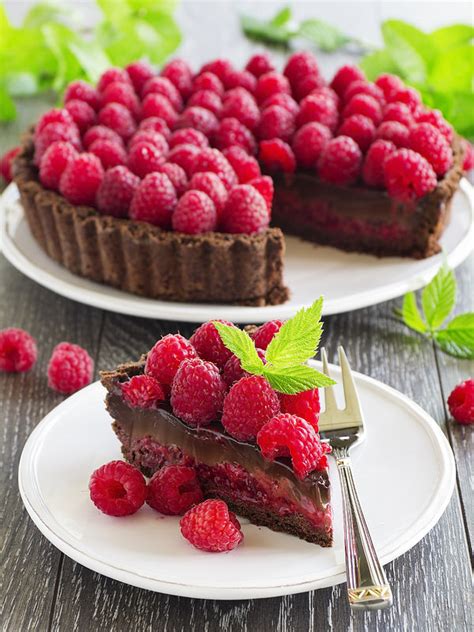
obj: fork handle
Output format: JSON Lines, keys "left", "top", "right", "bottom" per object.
{"left": 334, "top": 448, "right": 393, "bottom": 611}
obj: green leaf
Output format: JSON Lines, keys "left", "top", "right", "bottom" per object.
{"left": 240, "top": 14, "right": 294, "bottom": 45}
{"left": 22, "top": 1, "right": 81, "bottom": 29}
{"left": 431, "top": 24, "right": 474, "bottom": 52}
{"left": 213, "top": 323, "right": 264, "bottom": 375}
{"left": 96, "top": 0, "right": 131, "bottom": 24}
{"left": 383, "top": 20, "right": 436, "bottom": 67}
{"left": 3, "top": 72, "right": 39, "bottom": 96}
{"left": 263, "top": 364, "right": 335, "bottom": 395}
{"left": 0, "top": 86, "right": 16, "bottom": 122}
{"left": 434, "top": 313, "right": 474, "bottom": 360}
{"left": 428, "top": 44, "right": 474, "bottom": 93}
{"left": 381, "top": 20, "right": 428, "bottom": 82}
{"left": 41, "top": 23, "right": 83, "bottom": 91}
{"left": 401, "top": 292, "right": 427, "bottom": 334}
{"left": 270, "top": 7, "right": 292, "bottom": 28}
{"left": 298, "top": 19, "right": 350, "bottom": 52}
{"left": 359, "top": 49, "right": 398, "bottom": 80}
{"left": 67, "top": 38, "right": 110, "bottom": 84}
{"left": 421, "top": 263, "right": 456, "bottom": 330}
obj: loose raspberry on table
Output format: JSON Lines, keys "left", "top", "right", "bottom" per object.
{"left": 192, "top": 71, "right": 225, "bottom": 97}
{"left": 251, "top": 319, "right": 284, "bottom": 350}
{"left": 0, "top": 146, "right": 20, "bottom": 183}
{"left": 47, "top": 341, "right": 94, "bottom": 393}
{"left": 192, "top": 148, "right": 237, "bottom": 191}
{"left": 90, "top": 138, "right": 127, "bottom": 169}
{"left": 213, "top": 117, "right": 257, "bottom": 154}
{"left": 383, "top": 148, "right": 437, "bottom": 202}
{"left": 447, "top": 379, "right": 474, "bottom": 425}
{"left": 259, "top": 139, "right": 296, "bottom": 173}
{"left": 257, "top": 413, "right": 330, "bottom": 478}
{"left": 39, "top": 141, "right": 78, "bottom": 190}
{"left": 261, "top": 92, "right": 299, "bottom": 117}
{"left": 36, "top": 108, "right": 74, "bottom": 136}
{"left": 97, "top": 67, "right": 132, "bottom": 93}
{"left": 330, "top": 64, "right": 365, "bottom": 97}
{"left": 283, "top": 51, "right": 320, "bottom": 88}
{"left": 257, "top": 105, "right": 295, "bottom": 142}
{"left": 222, "top": 347, "right": 266, "bottom": 387}
{"left": 129, "top": 130, "right": 169, "bottom": 155}
{"left": 0, "top": 328, "right": 37, "bottom": 372}
{"left": 34, "top": 122, "right": 81, "bottom": 164}
{"left": 138, "top": 116, "right": 171, "bottom": 139}
{"left": 125, "top": 60, "right": 154, "bottom": 94}
{"left": 96, "top": 165, "right": 140, "bottom": 217}
{"left": 200, "top": 58, "right": 235, "bottom": 85}
{"left": 248, "top": 176, "right": 274, "bottom": 212}
{"left": 409, "top": 123, "right": 453, "bottom": 176}
{"left": 222, "top": 374, "right": 280, "bottom": 441}
{"left": 188, "top": 89, "right": 223, "bottom": 116}
{"left": 343, "top": 80, "right": 385, "bottom": 106}
{"left": 64, "top": 80, "right": 100, "bottom": 111}
{"left": 220, "top": 184, "right": 269, "bottom": 234}
{"left": 362, "top": 139, "right": 396, "bottom": 188}
{"left": 187, "top": 172, "right": 228, "bottom": 215}
{"left": 157, "top": 162, "right": 188, "bottom": 195}
{"left": 161, "top": 58, "right": 193, "bottom": 99}
{"left": 100, "top": 81, "right": 141, "bottom": 118}
{"left": 127, "top": 141, "right": 165, "bottom": 178}
{"left": 176, "top": 106, "right": 219, "bottom": 138}
{"left": 318, "top": 136, "right": 362, "bottom": 185}
{"left": 172, "top": 190, "right": 217, "bottom": 234}
{"left": 147, "top": 465, "right": 203, "bottom": 515}
{"left": 142, "top": 76, "right": 183, "bottom": 111}
{"left": 225, "top": 69, "right": 257, "bottom": 93}
{"left": 180, "top": 499, "right": 243, "bottom": 552}
{"left": 121, "top": 374, "right": 165, "bottom": 408}
{"left": 146, "top": 334, "right": 197, "bottom": 385}
{"left": 190, "top": 319, "right": 235, "bottom": 368}
{"left": 280, "top": 389, "right": 320, "bottom": 431}
{"left": 375, "top": 73, "right": 404, "bottom": 100}
{"left": 382, "top": 102, "right": 413, "bottom": 127}
{"left": 389, "top": 86, "right": 421, "bottom": 112}
{"left": 98, "top": 102, "right": 137, "bottom": 140}
{"left": 343, "top": 94, "right": 382, "bottom": 125}
{"left": 89, "top": 460, "right": 147, "bottom": 517}
{"left": 64, "top": 99, "right": 96, "bottom": 133}
{"left": 292, "top": 121, "right": 332, "bottom": 169}
{"left": 296, "top": 93, "right": 339, "bottom": 132}
{"left": 171, "top": 357, "right": 226, "bottom": 425}
{"left": 59, "top": 153, "right": 104, "bottom": 205}
{"left": 222, "top": 146, "right": 261, "bottom": 183}
{"left": 169, "top": 128, "right": 209, "bottom": 150}
{"left": 292, "top": 74, "right": 327, "bottom": 102}
{"left": 221, "top": 87, "right": 260, "bottom": 130}
{"left": 83, "top": 125, "right": 124, "bottom": 150}
{"left": 129, "top": 172, "right": 177, "bottom": 228}
{"left": 141, "top": 94, "right": 178, "bottom": 128}
{"left": 246, "top": 52, "right": 275, "bottom": 78}
{"left": 415, "top": 108, "right": 453, "bottom": 144}
{"left": 167, "top": 143, "right": 201, "bottom": 177}
{"left": 255, "top": 71, "right": 291, "bottom": 104}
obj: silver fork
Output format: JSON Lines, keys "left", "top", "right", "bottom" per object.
{"left": 319, "top": 346, "right": 393, "bottom": 611}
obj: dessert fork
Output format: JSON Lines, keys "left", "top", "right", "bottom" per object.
{"left": 319, "top": 347, "right": 393, "bottom": 611}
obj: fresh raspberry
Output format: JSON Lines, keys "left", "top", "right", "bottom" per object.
{"left": 142, "top": 76, "right": 183, "bottom": 111}
{"left": 259, "top": 139, "right": 296, "bottom": 173}
{"left": 375, "top": 73, "right": 404, "bottom": 100}
{"left": 167, "top": 143, "right": 201, "bottom": 177}
{"left": 343, "top": 80, "right": 385, "bottom": 105}
{"left": 129, "top": 172, "right": 177, "bottom": 227}
{"left": 96, "top": 166, "right": 140, "bottom": 217}
{"left": 415, "top": 109, "right": 453, "bottom": 144}
{"left": 180, "top": 499, "right": 243, "bottom": 552}
{"left": 59, "top": 153, "right": 104, "bottom": 205}
{"left": 389, "top": 87, "right": 421, "bottom": 113}
{"left": 251, "top": 319, "right": 283, "bottom": 349}
{"left": 190, "top": 319, "right": 235, "bottom": 368}
{"left": 146, "top": 334, "right": 197, "bottom": 385}
{"left": 343, "top": 94, "right": 382, "bottom": 125}
{"left": 129, "top": 130, "right": 169, "bottom": 154}
{"left": 382, "top": 102, "right": 414, "bottom": 127}
{"left": 292, "top": 74, "right": 327, "bottom": 102}
{"left": 409, "top": 123, "right": 453, "bottom": 176}
{"left": 296, "top": 93, "right": 338, "bottom": 132}
{"left": 138, "top": 116, "right": 171, "bottom": 139}
{"left": 187, "top": 172, "right": 228, "bottom": 215}
{"left": 447, "top": 379, "right": 474, "bottom": 425}
{"left": 97, "top": 67, "right": 132, "bottom": 92}
{"left": 200, "top": 59, "right": 235, "bottom": 86}
{"left": 121, "top": 374, "right": 165, "bottom": 408}
{"left": 222, "top": 375, "right": 280, "bottom": 441}
{"left": 318, "top": 136, "right": 362, "bottom": 185}
{"left": 148, "top": 465, "right": 203, "bottom": 515}
{"left": 383, "top": 148, "right": 437, "bottom": 202}
{"left": 141, "top": 94, "right": 178, "bottom": 128}
{"left": 98, "top": 103, "right": 137, "bottom": 140}
{"left": 257, "top": 413, "right": 329, "bottom": 478}
{"left": 261, "top": 92, "right": 299, "bottom": 116}
{"left": 157, "top": 162, "right": 188, "bottom": 195}
{"left": 220, "top": 184, "right": 269, "bottom": 234}
{"left": 172, "top": 190, "right": 217, "bottom": 234}
{"left": 213, "top": 118, "right": 257, "bottom": 154}
{"left": 100, "top": 81, "right": 140, "bottom": 118}
{"left": 192, "top": 71, "right": 225, "bottom": 97}
{"left": 292, "top": 121, "right": 332, "bottom": 169}
{"left": 188, "top": 89, "right": 222, "bottom": 116}
{"left": 34, "top": 122, "right": 81, "bottom": 164}
{"left": 280, "top": 389, "right": 320, "bottom": 431}
{"left": 221, "top": 87, "right": 260, "bottom": 130}
{"left": 0, "top": 146, "right": 20, "bottom": 183}
{"left": 192, "top": 148, "right": 237, "bottom": 191}
{"left": 125, "top": 60, "right": 154, "bottom": 94}
{"left": 330, "top": 64, "right": 365, "bottom": 96}
{"left": 64, "top": 80, "right": 100, "bottom": 111}
{"left": 338, "top": 114, "right": 375, "bottom": 152}
{"left": 161, "top": 58, "right": 193, "bottom": 99}
{"left": 169, "top": 128, "right": 209, "bottom": 149}
{"left": 222, "top": 348, "right": 266, "bottom": 387}
{"left": 462, "top": 139, "right": 474, "bottom": 171}
{"left": 39, "top": 141, "right": 77, "bottom": 190}
{"left": 376, "top": 121, "right": 410, "bottom": 148}
{"left": 309, "top": 86, "right": 340, "bottom": 107}
{"left": 248, "top": 176, "right": 273, "bottom": 211}
{"left": 222, "top": 146, "right": 260, "bottom": 183}
{"left": 36, "top": 108, "right": 74, "bottom": 136}
{"left": 362, "top": 139, "right": 396, "bottom": 188}
{"left": 246, "top": 53, "right": 275, "bottom": 78}
{"left": 47, "top": 341, "right": 94, "bottom": 393}
{"left": 89, "top": 460, "right": 146, "bottom": 517}
{"left": 257, "top": 105, "right": 295, "bottom": 142}
{"left": 127, "top": 141, "right": 165, "bottom": 178}
{"left": 90, "top": 138, "right": 127, "bottom": 169}
{"left": 284, "top": 51, "right": 320, "bottom": 87}
{"left": 64, "top": 99, "right": 96, "bottom": 133}
{"left": 83, "top": 125, "right": 124, "bottom": 150}
{"left": 255, "top": 71, "right": 291, "bottom": 104}
{"left": 225, "top": 69, "right": 257, "bottom": 93}
{"left": 171, "top": 358, "right": 226, "bottom": 425}
{"left": 0, "top": 328, "right": 37, "bottom": 372}
{"left": 175, "top": 106, "right": 219, "bottom": 137}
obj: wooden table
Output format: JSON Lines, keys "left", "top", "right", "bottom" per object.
{"left": 1, "top": 3, "right": 473, "bottom": 631}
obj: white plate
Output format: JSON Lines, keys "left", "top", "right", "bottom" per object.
{"left": 1, "top": 182, "right": 472, "bottom": 323}
{"left": 19, "top": 360, "right": 455, "bottom": 600}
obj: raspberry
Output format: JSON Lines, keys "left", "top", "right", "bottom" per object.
{"left": 344, "top": 80, "right": 385, "bottom": 105}
{"left": 309, "top": 86, "right": 340, "bottom": 107}
{"left": 200, "top": 59, "right": 234, "bottom": 85}
{"left": 83, "top": 125, "right": 124, "bottom": 150}
{"left": 129, "top": 130, "right": 169, "bottom": 154}
{"left": 409, "top": 123, "right": 453, "bottom": 176}
{"left": 175, "top": 106, "right": 219, "bottom": 137}
{"left": 188, "top": 89, "right": 222, "bottom": 116}
{"left": 98, "top": 103, "right": 137, "bottom": 140}
{"left": 338, "top": 114, "right": 375, "bottom": 152}
{"left": 142, "top": 76, "right": 183, "bottom": 111}
{"left": 167, "top": 143, "right": 201, "bottom": 177}
{"left": 257, "top": 105, "right": 295, "bottom": 142}
{"left": 383, "top": 148, "right": 437, "bottom": 202}
{"left": 415, "top": 109, "right": 453, "bottom": 144}
{"left": 59, "top": 153, "right": 104, "bottom": 205}
{"left": 148, "top": 465, "right": 203, "bottom": 515}
{"left": 221, "top": 88, "right": 260, "bottom": 130}
{"left": 255, "top": 71, "right": 291, "bottom": 104}
{"left": 187, "top": 172, "right": 228, "bottom": 215}
{"left": 90, "top": 138, "right": 127, "bottom": 169}
{"left": 97, "top": 67, "right": 132, "bottom": 93}
{"left": 343, "top": 94, "right": 382, "bottom": 125}
{"left": 246, "top": 53, "right": 275, "bottom": 78}
{"left": 34, "top": 122, "right": 81, "bottom": 164}
{"left": 100, "top": 82, "right": 141, "bottom": 119}
{"left": 389, "top": 87, "right": 421, "bottom": 113}
{"left": 257, "top": 413, "right": 329, "bottom": 478}
{"left": 157, "top": 162, "right": 188, "bottom": 195}
{"left": 318, "top": 136, "right": 362, "bottom": 185}
{"left": 190, "top": 319, "right": 235, "bottom": 368}
{"left": 146, "top": 334, "right": 197, "bottom": 385}
{"left": 382, "top": 102, "right": 414, "bottom": 127}
{"left": 130, "top": 172, "right": 177, "bottom": 228}
{"left": 330, "top": 64, "right": 365, "bottom": 97}
{"left": 375, "top": 73, "right": 404, "bottom": 100}
{"left": 0, "top": 147, "right": 20, "bottom": 183}
{"left": 292, "top": 74, "right": 327, "bottom": 102}
{"left": 96, "top": 166, "right": 140, "bottom": 217}
{"left": 280, "top": 389, "right": 320, "bottom": 431}
{"left": 0, "top": 328, "right": 37, "bottom": 372}
{"left": 222, "top": 375, "right": 280, "bottom": 441}
{"left": 462, "top": 139, "right": 474, "bottom": 171}
{"left": 180, "top": 499, "right": 243, "bottom": 552}
{"left": 213, "top": 118, "right": 257, "bottom": 154}
{"left": 292, "top": 122, "right": 332, "bottom": 169}
{"left": 222, "top": 348, "right": 266, "bottom": 387}
{"left": 36, "top": 108, "right": 74, "bottom": 136}
{"left": 261, "top": 92, "right": 299, "bottom": 116}
{"left": 141, "top": 94, "right": 178, "bottom": 128}
{"left": 125, "top": 60, "right": 154, "bottom": 94}
{"left": 225, "top": 69, "right": 257, "bottom": 93}
{"left": 161, "top": 58, "right": 193, "bottom": 99}
{"left": 284, "top": 51, "right": 319, "bottom": 86}
{"left": 127, "top": 141, "right": 165, "bottom": 178}
{"left": 171, "top": 358, "right": 226, "bottom": 425}
{"left": 169, "top": 128, "right": 209, "bottom": 149}
{"left": 376, "top": 121, "right": 410, "bottom": 148}
{"left": 220, "top": 184, "right": 269, "bottom": 234}
{"left": 251, "top": 319, "right": 283, "bottom": 349}
{"left": 296, "top": 94, "right": 338, "bottom": 132}
{"left": 362, "top": 139, "right": 396, "bottom": 188}
{"left": 138, "top": 116, "right": 171, "bottom": 139}
{"left": 192, "top": 148, "right": 237, "bottom": 191}
{"left": 259, "top": 139, "right": 296, "bottom": 173}
{"left": 47, "top": 342, "right": 94, "bottom": 393}
{"left": 172, "top": 190, "right": 217, "bottom": 234}
{"left": 89, "top": 460, "right": 146, "bottom": 517}
{"left": 222, "top": 146, "right": 260, "bottom": 183}
{"left": 248, "top": 176, "right": 274, "bottom": 211}
{"left": 64, "top": 99, "right": 96, "bottom": 133}
{"left": 121, "top": 374, "right": 165, "bottom": 408}
{"left": 447, "top": 379, "right": 474, "bottom": 425}
{"left": 192, "top": 71, "right": 225, "bottom": 97}
{"left": 39, "top": 141, "right": 78, "bottom": 190}
{"left": 64, "top": 80, "right": 100, "bottom": 111}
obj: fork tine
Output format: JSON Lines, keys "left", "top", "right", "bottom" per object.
{"left": 338, "top": 346, "right": 363, "bottom": 419}
{"left": 321, "top": 348, "right": 339, "bottom": 412}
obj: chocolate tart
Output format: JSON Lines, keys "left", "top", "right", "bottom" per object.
{"left": 101, "top": 359, "right": 333, "bottom": 547}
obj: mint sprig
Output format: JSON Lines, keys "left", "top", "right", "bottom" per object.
{"left": 214, "top": 297, "right": 336, "bottom": 395}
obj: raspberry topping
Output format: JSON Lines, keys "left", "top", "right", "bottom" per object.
{"left": 64, "top": 80, "right": 100, "bottom": 111}
{"left": 222, "top": 348, "right": 266, "bottom": 387}
{"left": 280, "top": 389, "right": 321, "bottom": 431}
{"left": 138, "top": 116, "right": 171, "bottom": 139}
{"left": 89, "top": 460, "right": 147, "bottom": 517}
{"left": 292, "top": 74, "right": 327, "bottom": 102}
{"left": 225, "top": 69, "right": 257, "bottom": 93}
{"left": 223, "top": 146, "right": 261, "bottom": 183}
{"left": 161, "top": 58, "right": 193, "bottom": 99}
{"left": 157, "top": 162, "right": 188, "bottom": 195}
{"left": 330, "top": 64, "right": 365, "bottom": 97}
{"left": 214, "top": 117, "right": 257, "bottom": 154}
{"left": 172, "top": 190, "right": 217, "bottom": 234}
{"left": 125, "top": 60, "right": 154, "bottom": 94}
{"left": 257, "top": 105, "right": 295, "bottom": 142}
{"left": 142, "top": 76, "right": 183, "bottom": 111}
{"left": 190, "top": 320, "right": 235, "bottom": 368}
{"left": 192, "top": 148, "right": 237, "bottom": 191}
{"left": 100, "top": 81, "right": 140, "bottom": 118}
{"left": 130, "top": 172, "right": 177, "bottom": 228}
{"left": 98, "top": 102, "right": 137, "bottom": 140}
{"left": 192, "top": 71, "right": 225, "bottom": 97}
{"left": 141, "top": 94, "right": 178, "bottom": 128}
{"left": 188, "top": 89, "right": 223, "bottom": 116}
{"left": 338, "top": 114, "right": 375, "bottom": 152}
{"left": 36, "top": 108, "right": 74, "bottom": 136}
{"left": 389, "top": 86, "right": 421, "bottom": 112}
{"left": 147, "top": 465, "right": 203, "bottom": 515}
{"left": 180, "top": 499, "right": 243, "bottom": 552}
{"left": 261, "top": 92, "right": 299, "bottom": 116}
{"left": 383, "top": 148, "right": 437, "bottom": 202}
{"left": 375, "top": 121, "right": 410, "bottom": 148}
{"left": 246, "top": 53, "right": 275, "bottom": 78}
{"left": 255, "top": 71, "right": 291, "bottom": 104}
{"left": 221, "top": 88, "right": 260, "bottom": 130}
{"left": 259, "top": 139, "right": 296, "bottom": 173}
{"left": 447, "top": 379, "right": 474, "bottom": 425}
{"left": 343, "top": 94, "right": 382, "bottom": 125}
{"left": 96, "top": 166, "right": 140, "bottom": 217}
{"left": 344, "top": 80, "right": 385, "bottom": 106}
{"left": 47, "top": 341, "right": 94, "bottom": 393}
{"left": 97, "top": 67, "right": 132, "bottom": 93}
{"left": 292, "top": 122, "right": 332, "bottom": 169}
{"left": 0, "top": 328, "right": 37, "bottom": 372}
{"left": 462, "top": 139, "right": 474, "bottom": 171}
{"left": 187, "top": 172, "right": 228, "bottom": 215}
{"left": 415, "top": 109, "right": 453, "bottom": 144}
{"left": 296, "top": 93, "right": 339, "bottom": 132}
{"left": 39, "top": 141, "right": 78, "bottom": 190}
{"left": 318, "top": 136, "right": 362, "bottom": 185}
{"left": 169, "top": 128, "right": 209, "bottom": 149}
{"left": 167, "top": 143, "right": 201, "bottom": 177}
{"left": 83, "top": 125, "right": 124, "bottom": 149}
{"left": 251, "top": 319, "right": 284, "bottom": 349}
{"left": 127, "top": 141, "right": 165, "bottom": 178}
{"left": 382, "top": 102, "right": 414, "bottom": 127}
{"left": 284, "top": 51, "right": 320, "bottom": 90}
{"left": 146, "top": 334, "right": 197, "bottom": 386}
{"left": 0, "top": 147, "right": 20, "bottom": 183}
{"left": 248, "top": 176, "right": 274, "bottom": 211}
{"left": 129, "top": 130, "right": 169, "bottom": 154}
{"left": 90, "top": 138, "right": 127, "bottom": 169}
{"left": 175, "top": 106, "right": 219, "bottom": 137}
{"left": 375, "top": 73, "right": 404, "bottom": 100}
{"left": 200, "top": 59, "right": 235, "bottom": 85}
{"left": 409, "top": 123, "right": 453, "bottom": 176}
{"left": 121, "top": 374, "right": 165, "bottom": 408}
{"left": 34, "top": 122, "right": 81, "bottom": 164}
{"left": 362, "top": 139, "right": 396, "bottom": 188}
{"left": 220, "top": 184, "right": 269, "bottom": 234}
{"left": 59, "top": 153, "right": 104, "bottom": 205}
{"left": 64, "top": 99, "right": 96, "bottom": 133}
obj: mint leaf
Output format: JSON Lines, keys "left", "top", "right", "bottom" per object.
{"left": 359, "top": 49, "right": 398, "bottom": 80}
{"left": 23, "top": 2, "right": 82, "bottom": 29}
{"left": 429, "top": 44, "right": 474, "bottom": 93}
{"left": 270, "top": 7, "right": 292, "bottom": 28}
{"left": 298, "top": 19, "right": 350, "bottom": 52}
{"left": 240, "top": 14, "right": 294, "bottom": 45}
{"left": 68, "top": 38, "right": 110, "bottom": 83}
{"left": 263, "top": 364, "right": 335, "bottom": 395}
{"left": 0, "top": 86, "right": 16, "bottom": 122}
{"left": 213, "top": 323, "right": 264, "bottom": 375}
{"left": 421, "top": 263, "right": 456, "bottom": 330}
{"left": 383, "top": 20, "right": 436, "bottom": 68}
{"left": 431, "top": 24, "right": 474, "bottom": 52}
{"left": 434, "top": 313, "right": 474, "bottom": 360}
{"left": 401, "top": 292, "right": 427, "bottom": 334}
{"left": 381, "top": 20, "right": 427, "bottom": 83}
